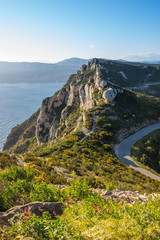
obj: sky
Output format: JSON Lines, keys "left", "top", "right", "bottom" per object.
{"left": 0, "top": 0, "right": 160, "bottom": 63}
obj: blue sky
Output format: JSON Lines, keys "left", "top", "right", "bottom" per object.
{"left": 0, "top": 0, "right": 160, "bottom": 62}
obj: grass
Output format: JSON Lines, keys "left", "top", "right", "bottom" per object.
{"left": 1, "top": 180, "right": 160, "bottom": 239}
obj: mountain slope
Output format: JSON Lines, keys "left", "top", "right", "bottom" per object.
{"left": 0, "top": 58, "right": 89, "bottom": 83}
{"left": 4, "top": 58, "right": 160, "bottom": 152}
{"left": 55, "top": 57, "right": 89, "bottom": 66}
{"left": 2, "top": 58, "right": 160, "bottom": 195}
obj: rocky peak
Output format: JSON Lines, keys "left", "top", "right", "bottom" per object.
{"left": 36, "top": 58, "right": 122, "bottom": 144}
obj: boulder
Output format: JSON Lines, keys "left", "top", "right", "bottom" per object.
{"left": 103, "top": 88, "right": 117, "bottom": 102}
{"left": 0, "top": 202, "right": 64, "bottom": 225}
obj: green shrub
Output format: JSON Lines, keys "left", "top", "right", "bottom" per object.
{"left": 4, "top": 179, "right": 32, "bottom": 207}
{"left": 29, "top": 181, "right": 60, "bottom": 202}
{"left": 62, "top": 179, "right": 92, "bottom": 201}
{"left": 2, "top": 166, "right": 34, "bottom": 182}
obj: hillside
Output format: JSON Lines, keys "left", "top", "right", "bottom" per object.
{"left": 2, "top": 58, "right": 160, "bottom": 190}
{"left": 1, "top": 58, "right": 160, "bottom": 239}
{"left": 4, "top": 58, "right": 160, "bottom": 153}
{"left": 0, "top": 58, "right": 89, "bottom": 83}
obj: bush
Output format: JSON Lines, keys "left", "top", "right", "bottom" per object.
{"left": 29, "top": 181, "right": 60, "bottom": 202}
{"left": 2, "top": 166, "right": 34, "bottom": 182}
{"left": 4, "top": 180, "right": 32, "bottom": 207}
{"left": 62, "top": 179, "right": 92, "bottom": 201}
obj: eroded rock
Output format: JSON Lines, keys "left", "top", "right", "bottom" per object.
{"left": 0, "top": 202, "right": 64, "bottom": 225}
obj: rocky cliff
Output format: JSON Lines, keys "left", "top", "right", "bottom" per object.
{"left": 36, "top": 59, "right": 123, "bottom": 144}
{"left": 3, "top": 58, "right": 160, "bottom": 152}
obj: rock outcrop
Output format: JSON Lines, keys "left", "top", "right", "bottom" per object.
{"left": 92, "top": 189, "right": 160, "bottom": 204}
{"left": 0, "top": 202, "right": 64, "bottom": 225}
{"left": 103, "top": 88, "right": 117, "bottom": 102}
{"left": 36, "top": 59, "right": 123, "bottom": 144}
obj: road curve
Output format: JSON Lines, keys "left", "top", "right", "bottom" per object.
{"left": 115, "top": 123, "right": 160, "bottom": 181}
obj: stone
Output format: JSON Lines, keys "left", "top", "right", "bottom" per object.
{"left": 104, "top": 190, "right": 112, "bottom": 196}
{"left": 103, "top": 88, "right": 117, "bottom": 102}
{"left": 99, "top": 80, "right": 108, "bottom": 88}
{"left": 0, "top": 202, "right": 64, "bottom": 224}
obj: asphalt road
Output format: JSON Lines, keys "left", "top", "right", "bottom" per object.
{"left": 116, "top": 123, "right": 160, "bottom": 181}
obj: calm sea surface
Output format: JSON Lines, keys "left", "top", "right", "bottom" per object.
{"left": 0, "top": 83, "right": 64, "bottom": 151}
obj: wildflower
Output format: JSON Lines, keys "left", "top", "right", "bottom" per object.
{"left": 99, "top": 211, "right": 102, "bottom": 215}
{"left": 53, "top": 211, "right": 56, "bottom": 216}
{"left": 95, "top": 209, "right": 98, "bottom": 213}
{"left": 38, "top": 206, "right": 42, "bottom": 211}
{"left": 93, "top": 203, "right": 97, "bottom": 206}
{"left": 21, "top": 219, "right": 23, "bottom": 222}
{"left": 66, "top": 201, "right": 71, "bottom": 205}
{"left": 100, "top": 218, "right": 102, "bottom": 220}
{"left": 107, "top": 209, "right": 112, "bottom": 213}
{"left": 24, "top": 207, "right": 28, "bottom": 212}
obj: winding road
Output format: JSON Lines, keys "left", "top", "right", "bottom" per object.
{"left": 115, "top": 123, "right": 160, "bottom": 181}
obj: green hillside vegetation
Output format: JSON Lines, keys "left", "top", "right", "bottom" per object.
{"left": 100, "top": 60, "right": 160, "bottom": 87}
{"left": 0, "top": 129, "right": 160, "bottom": 215}
{"left": 131, "top": 130, "right": 160, "bottom": 175}
{"left": 1, "top": 178, "right": 160, "bottom": 239}
{"left": 1, "top": 59, "right": 160, "bottom": 239}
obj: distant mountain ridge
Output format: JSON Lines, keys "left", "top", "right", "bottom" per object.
{"left": 0, "top": 57, "right": 160, "bottom": 84}
{"left": 0, "top": 58, "right": 89, "bottom": 84}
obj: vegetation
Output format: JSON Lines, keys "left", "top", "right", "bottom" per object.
{"left": 1, "top": 59, "right": 160, "bottom": 238}
{"left": 100, "top": 60, "right": 160, "bottom": 87}
{"left": 0, "top": 130, "right": 160, "bottom": 215}
{"left": 131, "top": 130, "right": 160, "bottom": 174}
{"left": 1, "top": 180, "right": 160, "bottom": 239}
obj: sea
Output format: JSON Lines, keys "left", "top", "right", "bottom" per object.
{"left": 0, "top": 82, "right": 64, "bottom": 151}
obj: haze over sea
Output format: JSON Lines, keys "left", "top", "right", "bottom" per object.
{"left": 0, "top": 83, "right": 64, "bottom": 151}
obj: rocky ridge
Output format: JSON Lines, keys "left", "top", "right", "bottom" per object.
{"left": 3, "top": 58, "right": 160, "bottom": 152}
{"left": 36, "top": 59, "right": 123, "bottom": 144}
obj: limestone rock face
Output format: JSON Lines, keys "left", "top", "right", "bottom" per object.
{"left": 79, "top": 84, "right": 94, "bottom": 110}
{"left": 35, "top": 58, "right": 122, "bottom": 144}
